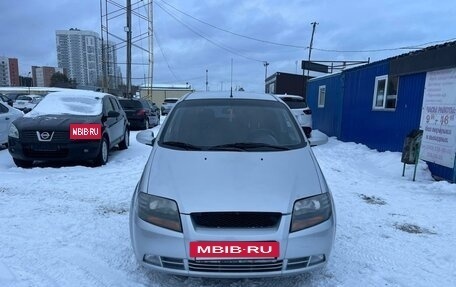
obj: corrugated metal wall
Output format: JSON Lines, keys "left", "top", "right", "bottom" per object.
{"left": 340, "top": 61, "right": 391, "bottom": 150}
{"left": 307, "top": 73, "right": 344, "bottom": 138}
{"left": 306, "top": 60, "right": 455, "bottom": 182}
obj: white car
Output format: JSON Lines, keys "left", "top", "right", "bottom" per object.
{"left": 160, "top": 98, "right": 179, "bottom": 115}
{"left": 130, "top": 91, "right": 335, "bottom": 278}
{"left": 0, "top": 101, "right": 23, "bottom": 147}
{"left": 277, "top": 94, "right": 312, "bottom": 138}
{"left": 13, "top": 94, "right": 43, "bottom": 112}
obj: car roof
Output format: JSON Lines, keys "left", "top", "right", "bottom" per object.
{"left": 183, "top": 91, "right": 280, "bottom": 101}
{"left": 46, "top": 90, "right": 112, "bottom": 99}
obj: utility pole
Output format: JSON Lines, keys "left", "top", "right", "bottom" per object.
{"left": 147, "top": 0, "right": 153, "bottom": 98}
{"left": 307, "top": 22, "right": 318, "bottom": 77}
{"left": 126, "top": 0, "right": 132, "bottom": 98}
{"left": 206, "top": 69, "right": 208, "bottom": 91}
{"left": 263, "top": 61, "right": 269, "bottom": 80}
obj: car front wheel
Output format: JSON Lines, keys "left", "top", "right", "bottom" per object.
{"left": 13, "top": 158, "right": 34, "bottom": 168}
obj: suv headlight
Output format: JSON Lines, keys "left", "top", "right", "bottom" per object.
{"left": 138, "top": 192, "right": 182, "bottom": 232}
{"left": 290, "top": 193, "right": 332, "bottom": 232}
{"left": 9, "top": 124, "right": 19, "bottom": 138}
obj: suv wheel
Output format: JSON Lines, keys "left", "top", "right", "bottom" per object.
{"left": 94, "top": 137, "right": 109, "bottom": 166}
{"left": 144, "top": 119, "right": 150, "bottom": 130}
{"left": 13, "top": 158, "right": 33, "bottom": 168}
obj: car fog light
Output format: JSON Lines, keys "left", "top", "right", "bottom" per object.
{"left": 143, "top": 254, "right": 162, "bottom": 266}
{"left": 309, "top": 254, "right": 325, "bottom": 266}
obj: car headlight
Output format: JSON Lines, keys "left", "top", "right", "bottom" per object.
{"left": 290, "top": 193, "right": 332, "bottom": 232}
{"left": 138, "top": 192, "right": 182, "bottom": 232}
{"left": 8, "top": 124, "right": 19, "bottom": 138}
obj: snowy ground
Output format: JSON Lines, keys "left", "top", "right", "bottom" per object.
{"left": 1, "top": 123, "right": 455, "bottom": 287}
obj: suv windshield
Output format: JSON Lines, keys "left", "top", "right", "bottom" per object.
{"left": 164, "top": 98, "right": 178, "bottom": 104}
{"left": 280, "top": 96, "right": 308, "bottom": 109}
{"left": 119, "top": 99, "right": 143, "bottom": 109}
{"left": 159, "top": 99, "right": 305, "bottom": 151}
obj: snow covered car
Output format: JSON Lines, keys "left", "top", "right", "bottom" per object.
{"left": 277, "top": 94, "right": 312, "bottom": 138}
{"left": 8, "top": 90, "right": 129, "bottom": 167}
{"left": 129, "top": 91, "right": 336, "bottom": 278}
{"left": 0, "top": 101, "right": 23, "bottom": 147}
{"left": 12, "top": 94, "right": 43, "bottom": 113}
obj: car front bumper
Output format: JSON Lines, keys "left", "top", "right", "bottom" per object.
{"left": 8, "top": 137, "right": 101, "bottom": 162}
{"left": 130, "top": 191, "right": 335, "bottom": 278}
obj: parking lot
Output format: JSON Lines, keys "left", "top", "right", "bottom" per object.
{"left": 1, "top": 124, "right": 455, "bottom": 286}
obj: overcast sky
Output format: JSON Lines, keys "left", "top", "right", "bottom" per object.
{"left": 1, "top": 0, "right": 456, "bottom": 92}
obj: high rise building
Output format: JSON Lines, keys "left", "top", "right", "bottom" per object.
{"left": 56, "top": 28, "right": 118, "bottom": 90}
{"left": 0, "top": 57, "right": 20, "bottom": 87}
{"left": 32, "top": 66, "right": 65, "bottom": 87}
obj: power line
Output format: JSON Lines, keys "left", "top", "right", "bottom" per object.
{"left": 156, "top": 0, "right": 308, "bottom": 50}
{"left": 154, "top": 1, "right": 266, "bottom": 63}
{"left": 154, "top": 31, "right": 180, "bottom": 81}
{"left": 155, "top": 1, "right": 456, "bottom": 55}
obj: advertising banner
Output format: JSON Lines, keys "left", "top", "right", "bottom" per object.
{"left": 419, "top": 68, "right": 456, "bottom": 168}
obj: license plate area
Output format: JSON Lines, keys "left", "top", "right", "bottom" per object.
{"left": 31, "top": 143, "right": 60, "bottom": 151}
{"left": 190, "top": 241, "right": 279, "bottom": 259}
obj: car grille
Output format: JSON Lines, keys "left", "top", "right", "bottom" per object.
{"left": 21, "top": 131, "right": 69, "bottom": 142}
{"left": 188, "top": 259, "right": 283, "bottom": 273}
{"left": 191, "top": 212, "right": 281, "bottom": 228}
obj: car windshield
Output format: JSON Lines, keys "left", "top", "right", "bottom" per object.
{"left": 159, "top": 99, "right": 305, "bottom": 151}
{"left": 281, "top": 96, "right": 308, "bottom": 109}
{"left": 119, "top": 99, "right": 142, "bottom": 109}
{"left": 17, "top": 95, "right": 33, "bottom": 101}
{"left": 25, "top": 92, "right": 103, "bottom": 117}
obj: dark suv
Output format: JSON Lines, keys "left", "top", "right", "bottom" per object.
{"left": 119, "top": 98, "right": 159, "bottom": 130}
{"left": 8, "top": 90, "right": 129, "bottom": 167}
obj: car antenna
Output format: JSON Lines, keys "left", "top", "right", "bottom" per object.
{"left": 230, "top": 58, "right": 233, "bottom": 98}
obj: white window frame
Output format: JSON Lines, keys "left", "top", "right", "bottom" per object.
{"left": 372, "top": 75, "right": 398, "bottom": 110}
{"left": 318, "top": 85, "right": 326, "bottom": 108}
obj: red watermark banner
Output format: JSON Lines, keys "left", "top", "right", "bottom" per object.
{"left": 70, "top": 124, "right": 102, "bottom": 140}
{"left": 190, "top": 241, "right": 279, "bottom": 258}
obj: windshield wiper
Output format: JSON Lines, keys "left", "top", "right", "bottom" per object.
{"left": 161, "top": 141, "right": 202, "bottom": 150}
{"left": 208, "top": 142, "right": 290, "bottom": 151}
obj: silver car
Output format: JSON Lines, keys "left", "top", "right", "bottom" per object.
{"left": 130, "top": 91, "right": 336, "bottom": 278}
{"left": 0, "top": 102, "right": 23, "bottom": 147}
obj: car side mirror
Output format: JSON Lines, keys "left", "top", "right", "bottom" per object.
{"left": 107, "top": 111, "right": 120, "bottom": 118}
{"left": 136, "top": 130, "right": 155, "bottom": 146}
{"left": 308, "top": 130, "right": 328, "bottom": 146}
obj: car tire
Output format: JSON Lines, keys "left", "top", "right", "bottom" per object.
{"left": 119, "top": 129, "right": 129, "bottom": 150}
{"left": 143, "top": 119, "right": 149, "bottom": 130}
{"left": 13, "top": 158, "right": 33, "bottom": 168}
{"left": 94, "top": 137, "right": 109, "bottom": 166}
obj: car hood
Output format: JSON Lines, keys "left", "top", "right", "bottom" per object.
{"left": 13, "top": 115, "right": 100, "bottom": 131}
{"left": 141, "top": 147, "right": 323, "bottom": 214}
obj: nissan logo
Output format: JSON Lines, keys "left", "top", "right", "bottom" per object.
{"left": 41, "top": 132, "right": 50, "bottom": 140}
{"left": 36, "top": 131, "right": 54, "bottom": 142}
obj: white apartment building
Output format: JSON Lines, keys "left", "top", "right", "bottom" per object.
{"left": 56, "top": 29, "right": 118, "bottom": 89}
{"left": 0, "top": 56, "right": 11, "bottom": 87}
